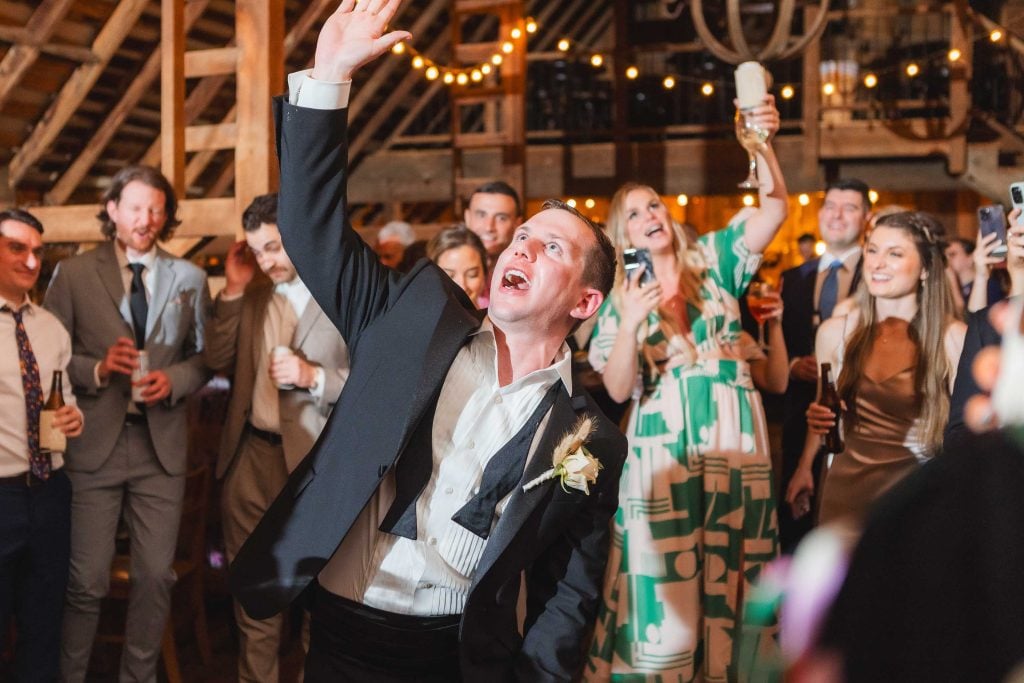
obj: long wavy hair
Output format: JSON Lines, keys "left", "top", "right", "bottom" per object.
{"left": 837, "top": 211, "right": 956, "bottom": 452}
{"left": 606, "top": 183, "right": 706, "bottom": 312}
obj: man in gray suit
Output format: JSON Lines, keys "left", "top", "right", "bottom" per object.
{"left": 44, "top": 165, "right": 210, "bottom": 682}
{"left": 205, "top": 193, "right": 349, "bottom": 683}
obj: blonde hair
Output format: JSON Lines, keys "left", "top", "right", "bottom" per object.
{"left": 606, "top": 183, "right": 706, "bottom": 312}
{"left": 837, "top": 211, "right": 956, "bottom": 452}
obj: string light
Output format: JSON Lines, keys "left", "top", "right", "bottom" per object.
{"left": 663, "top": 75, "right": 676, "bottom": 89}
{"left": 815, "top": 241, "right": 827, "bottom": 256}
{"left": 863, "top": 73, "right": 878, "bottom": 88}
{"left": 590, "top": 54, "right": 604, "bottom": 67}
{"left": 701, "top": 82, "right": 714, "bottom": 96}
{"left": 822, "top": 82, "right": 836, "bottom": 95}
{"left": 948, "top": 48, "right": 961, "bottom": 62}
{"left": 869, "top": 189, "right": 879, "bottom": 204}
{"left": 742, "top": 194, "right": 756, "bottom": 207}
{"left": 557, "top": 38, "right": 571, "bottom": 52}
{"left": 990, "top": 28, "right": 1003, "bottom": 42}
{"left": 676, "top": 193, "right": 689, "bottom": 206}
{"left": 626, "top": 66, "right": 639, "bottom": 80}
{"left": 905, "top": 62, "right": 920, "bottom": 77}
{"left": 781, "top": 85, "right": 795, "bottom": 99}
{"left": 390, "top": 18, "right": 536, "bottom": 88}
{"left": 798, "top": 193, "right": 810, "bottom": 206}
{"left": 584, "top": 198, "right": 596, "bottom": 209}
{"left": 566, "top": 198, "right": 577, "bottom": 208}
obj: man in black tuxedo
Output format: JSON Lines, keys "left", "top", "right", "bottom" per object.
{"left": 229, "top": 2, "right": 626, "bottom": 681}
{"left": 778, "top": 178, "right": 870, "bottom": 552}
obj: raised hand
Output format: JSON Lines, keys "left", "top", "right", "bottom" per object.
{"left": 312, "top": 0, "right": 412, "bottom": 83}
{"left": 224, "top": 241, "right": 257, "bottom": 297}
{"left": 620, "top": 266, "right": 662, "bottom": 331}
{"left": 99, "top": 337, "right": 139, "bottom": 380}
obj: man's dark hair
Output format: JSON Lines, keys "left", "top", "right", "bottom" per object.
{"left": 97, "top": 165, "right": 181, "bottom": 241}
{"left": 242, "top": 193, "right": 279, "bottom": 232}
{"left": 470, "top": 180, "right": 522, "bottom": 217}
{"left": 950, "top": 236, "right": 975, "bottom": 255}
{"left": 825, "top": 178, "right": 872, "bottom": 210}
{"left": 0, "top": 208, "right": 44, "bottom": 235}
{"left": 540, "top": 198, "right": 616, "bottom": 300}
{"left": 797, "top": 232, "right": 815, "bottom": 244}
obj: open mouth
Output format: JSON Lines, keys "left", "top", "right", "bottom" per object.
{"left": 644, "top": 224, "right": 664, "bottom": 237}
{"left": 501, "top": 268, "right": 531, "bottom": 290}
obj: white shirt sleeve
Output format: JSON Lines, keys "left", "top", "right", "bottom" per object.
{"left": 288, "top": 69, "right": 352, "bottom": 110}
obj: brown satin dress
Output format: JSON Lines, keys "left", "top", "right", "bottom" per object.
{"left": 818, "top": 336, "right": 925, "bottom": 529}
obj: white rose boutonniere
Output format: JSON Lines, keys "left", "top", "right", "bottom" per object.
{"left": 523, "top": 416, "right": 602, "bottom": 495}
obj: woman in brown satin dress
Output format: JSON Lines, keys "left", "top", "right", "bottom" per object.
{"left": 785, "top": 211, "right": 966, "bottom": 530}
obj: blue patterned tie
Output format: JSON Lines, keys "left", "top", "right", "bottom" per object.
{"left": 7, "top": 306, "right": 49, "bottom": 480}
{"left": 819, "top": 261, "right": 842, "bottom": 321}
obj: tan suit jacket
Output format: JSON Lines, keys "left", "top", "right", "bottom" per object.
{"left": 205, "top": 279, "right": 349, "bottom": 478}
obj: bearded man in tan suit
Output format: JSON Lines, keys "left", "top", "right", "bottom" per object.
{"left": 205, "top": 193, "right": 349, "bottom": 683}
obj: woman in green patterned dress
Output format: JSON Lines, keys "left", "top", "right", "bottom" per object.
{"left": 585, "top": 95, "right": 786, "bottom": 682}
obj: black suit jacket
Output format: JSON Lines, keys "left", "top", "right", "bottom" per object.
{"left": 229, "top": 99, "right": 627, "bottom": 682}
{"left": 777, "top": 257, "right": 861, "bottom": 551}
{"left": 944, "top": 303, "right": 1004, "bottom": 451}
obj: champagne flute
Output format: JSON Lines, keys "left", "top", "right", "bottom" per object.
{"left": 746, "top": 281, "right": 776, "bottom": 349}
{"left": 734, "top": 61, "right": 771, "bottom": 189}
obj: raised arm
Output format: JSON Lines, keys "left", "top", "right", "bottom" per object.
{"left": 740, "top": 95, "right": 789, "bottom": 254}
{"left": 276, "top": 0, "right": 411, "bottom": 343}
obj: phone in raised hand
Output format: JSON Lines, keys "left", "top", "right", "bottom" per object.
{"left": 1010, "top": 182, "right": 1024, "bottom": 224}
{"left": 978, "top": 204, "right": 1008, "bottom": 259}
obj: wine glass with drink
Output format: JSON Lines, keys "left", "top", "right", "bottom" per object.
{"left": 747, "top": 281, "right": 776, "bottom": 349}
{"left": 734, "top": 61, "right": 771, "bottom": 189}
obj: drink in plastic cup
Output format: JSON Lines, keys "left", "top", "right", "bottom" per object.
{"left": 131, "top": 350, "right": 149, "bottom": 403}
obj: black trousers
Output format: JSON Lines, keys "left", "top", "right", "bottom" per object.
{"left": 0, "top": 470, "right": 71, "bottom": 683}
{"left": 305, "top": 583, "right": 462, "bottom": 682}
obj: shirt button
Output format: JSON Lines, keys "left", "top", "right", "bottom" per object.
{"left": 494, "top": 395, "right": 502, "bottom": 404}
{"left": 466, "top": 440, "right": 475, "bottom": 449}
{"left": 428, "top": 537, "right": 438, "bottom": 546}
{"left": 444, "top": 486, "right": 454, "bottom": 495}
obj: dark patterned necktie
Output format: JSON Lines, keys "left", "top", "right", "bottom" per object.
{"left": 819, "top": 260, "right": 842, "bottom": 322}
{"left": 7, "top": 306, "right": 49, "bottom": 480}
{"left": 128, "top": 262, "right": 148, "bottom": 349}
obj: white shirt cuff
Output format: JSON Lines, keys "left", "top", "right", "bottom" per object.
{"left": 288, "top": 69, "right": 351, "bottom": 110}
{"left": 94, "top": 361, "right": 109, "bottom": 388}
{"left": 308, "top": 366, "right": 327, "bottom": 399}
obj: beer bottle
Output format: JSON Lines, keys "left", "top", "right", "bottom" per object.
{"left": 39, "top": 370, "right": 67, "bottom": 453}
{"left": 819, "top": 362, "right": 844, "bottom": 453}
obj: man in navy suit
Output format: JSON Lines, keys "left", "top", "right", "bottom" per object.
{"left": 229, "top": 2, "right": 626, "bottom": 681}
{"left": 778, "top": 178, "right": 870, "bottom": 552}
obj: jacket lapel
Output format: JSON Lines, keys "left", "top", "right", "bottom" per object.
{"left": 470, "top": 383, "right": 582, "bottom": 591}
{"left": 145, "top": 250, "right": 178, "bottom": 342}
{"left": 291, "top": 296, "right": 320, "bottom": 348}
{"left": 97, "top": 242, "right": 128, "bottom": 314}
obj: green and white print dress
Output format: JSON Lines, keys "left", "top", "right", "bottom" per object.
{"left": 585, "top": 219, "right": 778, "bottom": 682}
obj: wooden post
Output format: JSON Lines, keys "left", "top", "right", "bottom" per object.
{"left": 162, "top": 0, "right": 185, "bottom": 195}
{"left": 235, "top": 0, "right": 284, "bottom": 230}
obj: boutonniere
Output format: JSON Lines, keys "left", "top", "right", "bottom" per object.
{"left": 173, "top": 289, "right": 196, "bottom": 307}
{"left": 522, "top": 416, "right": 602, "bottom": 495}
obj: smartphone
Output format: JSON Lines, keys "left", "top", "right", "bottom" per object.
{"left": 623, "top": 247, "right": 655, "bottom": 286}
{"left": 1010, "top": 182, "right": 1024, "bottom": 224}
{"left": 978, "top": 204, "right": 1008, "bottom": 258}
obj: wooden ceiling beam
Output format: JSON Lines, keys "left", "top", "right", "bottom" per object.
{"left": 7, "top": 0, "right": 150, "bottom": 187}
{"left": 45, "top": 0, "right": 211, "bottom": 206}
{"left": 184, "top": 46, "right": 238, "bottom": 77}
{"left": 0, "top": 0, "right": 76, "bottom": 108}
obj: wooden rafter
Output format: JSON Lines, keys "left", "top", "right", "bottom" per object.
{"left": 7, "top": 0, "right": 151, "bottom": 187}
{"left": 0, "top": 0, "right": 77, "bottom": 108}
{"left": 44, "top": 0, "right": 212, "bottom": 206}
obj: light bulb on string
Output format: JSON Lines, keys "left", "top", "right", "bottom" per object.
{"left": 426, "top": 66, "right": 439, "bottom": 80}
{"left": 392, "top": 42, "right": 405, "bottom": 55}
{"left": 905, "top": 62, "right": 919, "bottom": 77}
{"left": 742, "top": 194, "right": 755, "bottom": 207}
{"left": 822, "top": 82, "right": 836, "bottom": 96}
{"left": 557, "top": 38, "right": 571, "bottom": 52}
{"left": 481, "top": 63, "right": 492, "bottom": 75}
{"left": 590, "top": 54, "right": 604, "bottom": 67}
{"left": 471, "top": 69, "right": 483, "bottom": 82}
{"left": 781, "top": 85, "right": 794, "bottom": 99}
{"left": 990, "top": 28, "right": 1003, "bottom": 42}
{"left": 584, "top": 198, "right": 596, "bottom": 209}
{"left": 700, "top": 82, "right": 714, "bottom": 96}
{"left": 526, "top": 20, "right": 537, "bottom": 34}
{"left": 676, "top": 194, "right": 688, "bottom": 206}
{"left": 948, "top": 48, "right": 961, "bottom": 62}
{"left": 501, "top": 41, "right": 514, "bottom": 54}
{"left": 625, "top": 66, "right": 639, "bottom": 80}
{"left": 412, "top": 55, "right": 424, "bottom": 69}
{"left": 663, "top": 75, "right": 676, "bottom": 89}
{"left": 869, "top": 189, "right": 879, "bottom": 204}
{"left": 491, "top": 54, "right": 503, "bottom": 66}
{"left": 510, "top": 27, "right": 522, "bottom": 40}
{"left": 456, "top": 72, "right": 468, "bottom": 85}
{"left": 798, "top": 193, "right": 810, "bottom": 206}
{"left": 566, "top": 198, "right": 577, "bottom": 208}
{"left": 863, "top": 73, "right": 878, "bottom": 88}
{"left": 443, "top": 72, "right": 455, "bottom": 84}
